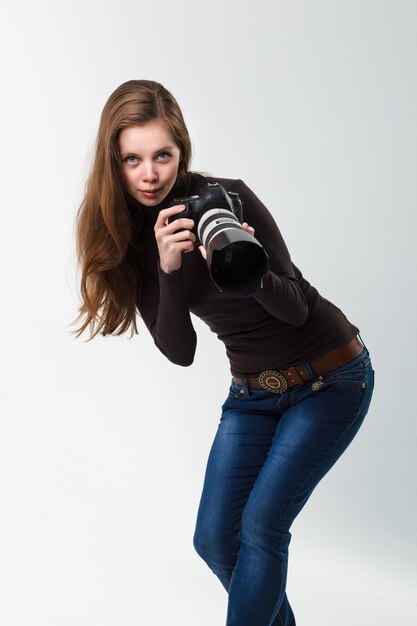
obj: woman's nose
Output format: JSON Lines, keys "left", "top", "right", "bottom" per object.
{"left": 142, "top": 161, "right": 158, "bottom": 181}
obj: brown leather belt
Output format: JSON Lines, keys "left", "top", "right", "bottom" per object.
{"left": 233, "top": 336, "right": 364, "bottom": 394}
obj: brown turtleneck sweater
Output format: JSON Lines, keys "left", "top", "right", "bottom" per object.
{"left": 126, "top": 172, "right": 360, "bottom": 378}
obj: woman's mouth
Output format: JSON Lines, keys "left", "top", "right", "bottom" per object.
{"left": 141, "top": 188, "right": 161, "bottom": 198}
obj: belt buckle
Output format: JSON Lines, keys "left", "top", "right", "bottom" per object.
{"left": 259, "top": 370, "right": 288, "bottom": 393}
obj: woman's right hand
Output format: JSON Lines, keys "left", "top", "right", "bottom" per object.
{"left": 154, "top": 204, "right": 197, "bottom": 274}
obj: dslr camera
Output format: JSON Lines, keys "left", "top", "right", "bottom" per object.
{"left": 167, "top": 182, "right": 269, "bottom": 297}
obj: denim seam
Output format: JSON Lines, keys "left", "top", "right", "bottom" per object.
{"left": 354, "top": 364, "right": 371, "bottom": 418}
{"left": 277, "top": 610, "right": 286, "bottom": 626}
{"left": 226, "top": 565, "right": 238, "bottom": 622}
{"left": 226, "top": 519, "right": 242, "bottom": 621}
{"left": 232, "top": 519, "right": 242, "bottom": 550}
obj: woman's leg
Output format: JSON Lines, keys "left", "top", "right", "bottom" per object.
{"left": 226, "top": 351, "right": 374, "bottom": 625}
{"left": 192, "top": 390, "right": 296, "bottom": 625}
{"left": 193, "top": 348, "right": 374, "bottom": 626}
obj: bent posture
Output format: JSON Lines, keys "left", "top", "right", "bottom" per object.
{"left": 73, "top": 79, "right": 375, "bottom": 626}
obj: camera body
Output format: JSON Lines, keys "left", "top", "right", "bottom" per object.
{"left": 167, "top": 182, "right": 243, "bottom": 244}
{"left": 167, "top": 182, "right": 269, "bottom": 297}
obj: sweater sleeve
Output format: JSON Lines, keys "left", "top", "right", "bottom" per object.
{"left": 138, "top": 263, "right": 197, "bottom": 366}
{"left": 230, "top": 179, "right": 309, "bottom": 327}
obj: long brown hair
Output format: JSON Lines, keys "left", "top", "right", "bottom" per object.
{"left": 70, "top": 80, "right": 193, "bottom": 340}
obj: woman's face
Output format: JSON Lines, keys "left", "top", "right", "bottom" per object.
{"left": 118, "top": 119, "right": 181, "bottom": 206}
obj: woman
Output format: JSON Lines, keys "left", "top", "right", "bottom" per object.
{"left": 73, "top": 79, "right": 375, "bottom": 626}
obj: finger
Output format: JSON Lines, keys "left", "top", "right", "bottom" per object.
{"left": 168, "top": 230, "right": 197, "bottom": 243}
{"left": 199, "top": 245, "right": 207, "bottom": 260}
{"left": 158, "top": 217, "right": 195, "bottom": 234}
{"left": 155, "top": 204, "right": 186, "bottom": 230}
{"left": 242, "top": 222, "right": 255, "bottom": 235}
{"left": 181, "top": 240, "right": 196, "bottom": 253}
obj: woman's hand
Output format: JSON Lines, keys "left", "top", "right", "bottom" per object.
{"left": 198, "top": 222, "right": 255, "bottom": 260}
{"left": 154, "top": 204, "right": 197, "bottom": 274}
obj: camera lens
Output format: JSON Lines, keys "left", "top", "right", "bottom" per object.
{"left": 197, "top": 208, "right": 241, "bottom": 249}
{"left": 197, "top": 208, "right": 269, "bottom": 297}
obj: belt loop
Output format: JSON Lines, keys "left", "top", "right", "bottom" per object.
{"left": 357, "top": 333, "right": 369, "bottom": 354}
{"left": 300, "top": 361, "right": 316, "bottom": 380}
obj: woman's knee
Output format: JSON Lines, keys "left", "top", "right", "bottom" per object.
{"left": 193, "top": 524, "right": 239, "bottom": 565}
{"left": 192, "top": 528, "right": 209, "bottom": 559}
{"left": 241, "top": 505, "right": 292, "bottom": 555}
{"left": 193, "top": 526, "right": 221, "bottom": 561}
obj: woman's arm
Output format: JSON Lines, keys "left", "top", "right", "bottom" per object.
{"left": 138, "top": 265, "right": 197, "bottom": 366}
{"left": 137, "top": 204, "right": 198, "bottom": 366}
{"left": 230, "top": 179, "right": 309, "bottom": 327}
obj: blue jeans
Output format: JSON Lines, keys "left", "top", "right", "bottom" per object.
{"left": 193, "top": 341, "right": 375, "bottom": 626}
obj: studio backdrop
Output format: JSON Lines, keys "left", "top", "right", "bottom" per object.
{"left": 0, "top": 1, "right": 416, "bottom": 625}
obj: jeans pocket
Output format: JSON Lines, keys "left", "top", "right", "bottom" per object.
{"left": 320, "top": 360, "right": 366, "bottom": 387}
{"left": 228, "top": 379, "right": 248, "bottom": 399}
{"left": 228, "top": 379, "right": 271, "bottom": 400}
{"left": 311, "top": 360, "right": 373, "bottom": 420}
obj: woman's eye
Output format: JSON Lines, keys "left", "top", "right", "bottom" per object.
{"left": 124, "top": 152, "right": 171, "bottom": 165}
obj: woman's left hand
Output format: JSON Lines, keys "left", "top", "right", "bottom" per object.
{"left": 199, "top": 222, "right": 255, "bottom": 260}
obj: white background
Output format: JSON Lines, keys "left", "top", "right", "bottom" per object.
{"left": 0, "top": 1, "right": 416, "bottom": 625}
